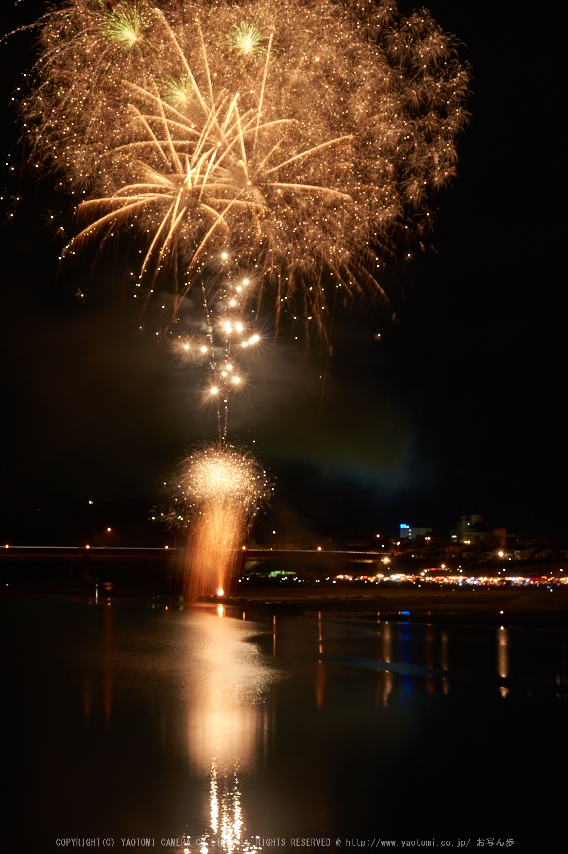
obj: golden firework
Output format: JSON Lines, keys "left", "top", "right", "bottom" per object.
{"left": 164, "top": 443, "right": 273, "bottom": 598}
{"left": 22, "top": 0, "right": 470, "bottom": 339}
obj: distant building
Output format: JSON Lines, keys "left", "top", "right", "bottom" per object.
{"left": 453, "top": 515, "right": 506, "bottom": 547}
{"left": 399, "top": 524, "right": 432, "bottom": 541}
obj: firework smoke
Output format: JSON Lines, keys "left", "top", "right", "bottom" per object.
{"left": 165, "top": 443, "right": 272, "bottom": 599}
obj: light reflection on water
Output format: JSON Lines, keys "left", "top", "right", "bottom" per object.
{"left": 497, "top": 626, "right": 509, "bottom": 698}
{"left": 177, "top": 608, "right": 274, "bottom": 852}
{"left": 200, "top": 761, "right": 262, "bottom": 854}
{"left": 179, "top": 608, "right": 276, "bottom": 777}
{"left": 3, "top": 596, "right": 568, "bottom": 850}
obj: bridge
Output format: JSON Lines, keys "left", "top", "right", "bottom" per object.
{"left": 0, "top": 546, "right": 389, "bottom": 591}
{"left": 0, "top": 545, "right": 173, "bottom": 562}
{"left": 1, "top": 545, "right": 386, "bottom": 567}
{"left": 238, "top": 548, "right": 385, "bottom": 572}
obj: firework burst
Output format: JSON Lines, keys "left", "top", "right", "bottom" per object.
{"left": 228, "top": 21, "right": 267, "bottom": 62}
{"left": 165, "top": 443, "right": 273, "bottom": 599}
{"left": 22, "top": 0, "right": 470, "bottom": 340}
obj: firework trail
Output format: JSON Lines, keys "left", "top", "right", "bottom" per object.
{"left": 18, "top": 0, "right": 469, "bottom": 597}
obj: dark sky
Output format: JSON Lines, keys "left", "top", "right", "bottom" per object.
{"left": 1, "top": 1, "right": 566, "bottom": 544}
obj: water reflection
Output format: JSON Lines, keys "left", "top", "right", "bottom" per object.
{"left": 4, "top": 595, "right": 568, "bottom": 851}
{"left": 179, "top": 608, "right": 277, "bottom": 851}
{"left": 497, "top": 626, "right": 509, "bottom": 697}
{"left": 270, "top": 613, "right": 568, "bottom": 701}
{"left": 103, "top": 602, "right": 113, "bottom": 725}
{"left": 197, "top": 761, "right": 261, "bottom": 853}
{"left": 315, "top": 612, "right": 326, "bottom": 708}
{"left": 378, "top": 668, "right": 393, "bottom": 707}
{"left": 382, "top": 621, "right": 392, "bottom": 663}
{"left": 425, "top": 624, "right": 435, "bottom": 696}
{"left": 272, "top": 615, "right": 276, "bottom": 658}
{"left": 183, "top": 609, "right": 274, "bottom": 777}
{"left": 380, "top": 621, "right": 393, "bottom": 705}
{"left": 441, "top": 629, "right": 450, "bottom": 694}
{"left": 315, "top": 661, "right": 326, "bottom": 709}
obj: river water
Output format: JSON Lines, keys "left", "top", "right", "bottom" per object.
{"left": 3, "top": 595, "right": 567, "bottom": 852}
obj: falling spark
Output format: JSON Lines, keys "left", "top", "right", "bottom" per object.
{"left": 164, "top": 443, "right": 273, "bottom": 599}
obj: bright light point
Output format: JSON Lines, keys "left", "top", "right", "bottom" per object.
{"left": 230, "top": 300, "right": 236, "bottom": 306}
{"left": 217, "top": 588, "right": 224, "bottom": 597}
{"left": 249, "top": 334, "right": 260, "bottom": 344}
{"left": 221, "top": 252, "right": 228, "bottom": 259}
{"left": 317, "top": 546, "right": 322, "bottom": 551}
{"left": 241, "top": 341, "right": 248, "bottom": 348}
{"left": 107, "top": 527, "right": 111, "bottom": 532}
{"left": 236, "top": 286, "right": 242, "bottom": 292}
{"left": 225, "top": 322, "right": 232, "bottom": 332}
{"left": 201, "top": 346, "right": 207, "bottom": 353}
{"left": 226, "top": 364, "right": 232, "bottom": 370}
{"left": 235, "top": 323, "right": 243, "bottom": 332}
{"left": 221, "top": 371, "right": 227, "bottom": 376}
{"left": 232, "top": 376, "right": 240, "bottom": 384}
{"left": 242, "top": 279, "right": 249, "bottom": 285}
{"left": 211, "top": 386, "right": 218, "bottom": 394}
{"left": 184, "top": 344, "right": 190, "bottom": 350}
{"left": 86, "top": 545, "right": 90, "bottom": 549}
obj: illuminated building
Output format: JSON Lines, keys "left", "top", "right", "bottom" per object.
{"left": 399, "top": 524, "right": 432, "bottom": 541}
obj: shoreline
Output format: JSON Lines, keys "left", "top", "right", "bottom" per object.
{"left": 222, "top": 584, "right": 568, "bottom": 626}
{"left": 4, "top": 583, "right": 568, "bottom": 626}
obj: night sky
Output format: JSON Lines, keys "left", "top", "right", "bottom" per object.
{"left": 0, "top": 1, "right": 565, "bottom": 546}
